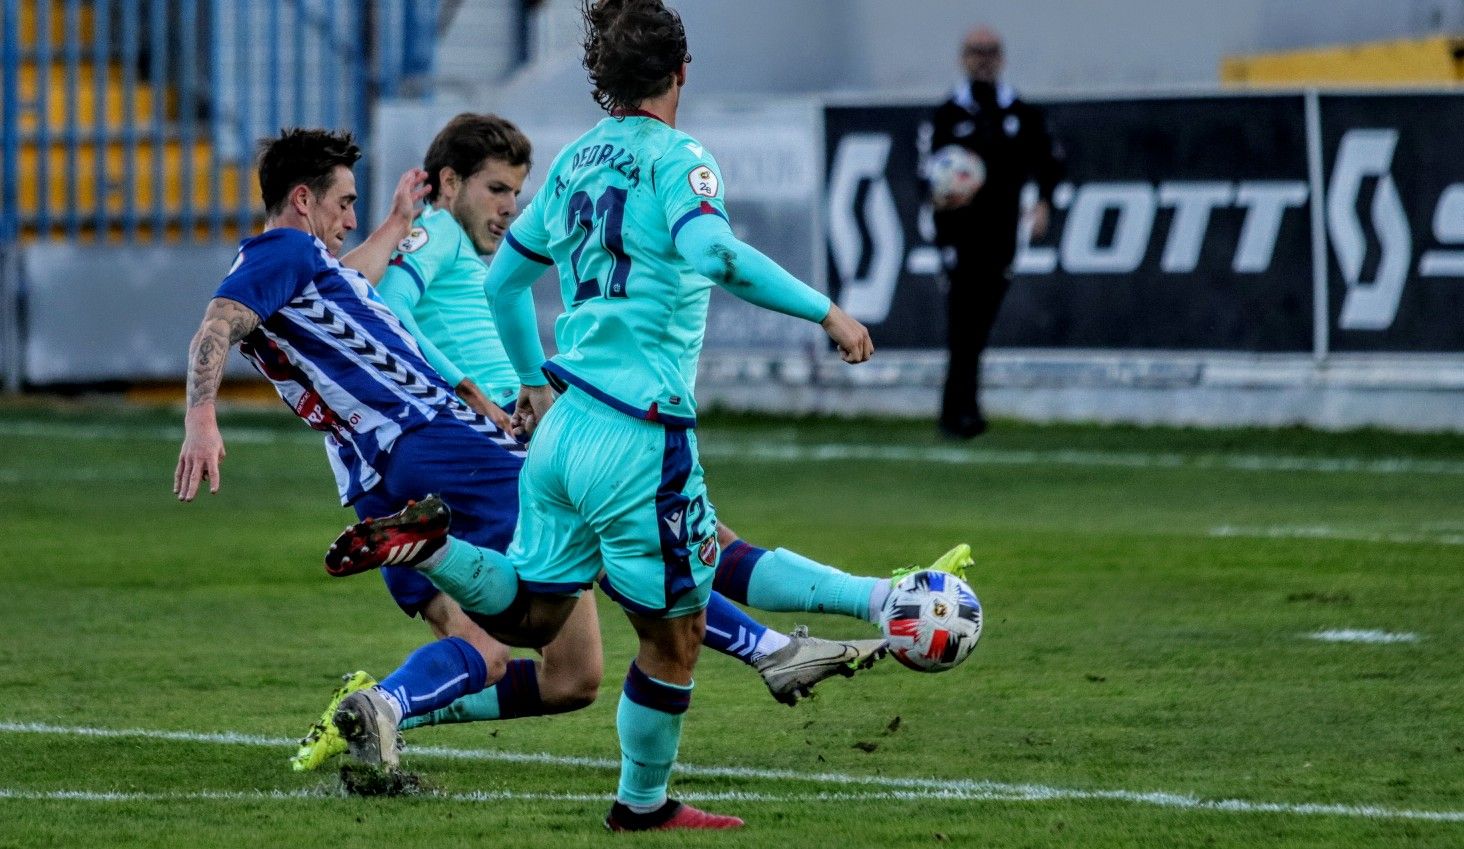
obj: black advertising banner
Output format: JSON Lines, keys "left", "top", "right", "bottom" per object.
{"left": 826, "top": 97, "right": 1315, "bottom": 351}
{"left": 825, "top": 94, "right": 1464, "bottom": 353}
{"left": 1318, "top": 95, "right": 1464, "bottom": 352}
{"left": 824, "top": 105, "right": 939, "bottom": 349}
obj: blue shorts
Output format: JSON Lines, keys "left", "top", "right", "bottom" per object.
{"left": 352, "top": 412, "right": 523, "bottom": 617}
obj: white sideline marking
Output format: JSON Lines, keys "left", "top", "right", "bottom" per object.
{"left": 1210, "top": 525, "right": 1464, "bottom": 547}
{"left": 0, "top": 421, "right": 314, "bottom": 445}
{"left": 1310, "top": 629, "right": 1421, "bottom": 645}
{"left": 696, "top": 443, "right": 1464, "bottom": 477}
{"left": 1, "top": 721, "right": 1461, "bottom": 823}
{"left": 2, "top": 419, "right": 1461, "bottom": 476}
{"left": 1, "top": 785, "right": 1460, "bottom": 824}
{"left": 0, "top": 468, "right": 160, "bottom": 483}
{"left": 0, "top": 467, "right": 324, "bottom": 484}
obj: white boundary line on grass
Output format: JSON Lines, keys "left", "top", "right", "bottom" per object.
{"left": 1210, "top": 525, "right": 1464, "bottom": 546}
{"left": 2, "top": 721, "right": 1461, "bottom": 823}
{"left": 3, "top": 420, "right": 1463, "bottom": 477}
{"left": 694, "top": 442, "right": 1464, "bottom": 476}
{"left": 0, "top": 421, "right": 312, "bottom": 445}
{"left": 1309, "top": 629, "right": 1421, "bottom": 645}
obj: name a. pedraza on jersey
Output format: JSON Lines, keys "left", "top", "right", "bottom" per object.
{"left": 569, "top": 143, "right": 642, "bottom": 186}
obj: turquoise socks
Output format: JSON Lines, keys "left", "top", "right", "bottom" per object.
{"left": 615, "top": 662, "right": 692, "bottom": 808}
{"left": 729, "top": 545, "right": 880, "bottom": 622}
{"left": 417, "top": 536, "right": 519, "bottom": 617}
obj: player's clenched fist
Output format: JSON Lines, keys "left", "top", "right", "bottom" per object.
{"left": 821, "top": 303, "right": 874, "bottom": 364}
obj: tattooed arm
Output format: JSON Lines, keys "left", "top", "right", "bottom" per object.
{"left": 174, "top": 297, "right": 261, "bottom": 501}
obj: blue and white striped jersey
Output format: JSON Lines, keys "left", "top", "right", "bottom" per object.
{"left": 215, "top": 227, "right": 512, "bottom": 504}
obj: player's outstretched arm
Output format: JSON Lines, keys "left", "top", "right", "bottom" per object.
{"left": 175, "top": 297, "right": 260, "bottom": 502}
{"left": 484, "top": 242, "right": 550, "bottom": 386}
{"left": 376, "top": 271, "right": 511, "bottom": 430}
{"left": 674, "top": 214, "right": 873, "bottom": 363}
{"left": 485, "top": 244, "right": 556, "bottom": 436}
{"left": 340, "top": 167, "right": 429, "bottom": 283}
{"left": 378, "top": 266, "right": 466, "bottom": 387}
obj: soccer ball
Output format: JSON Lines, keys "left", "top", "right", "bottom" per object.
{"left": 881, "top": 570, "right": 983, "bottom": 672}
{"left": 926, "top": 145, "right": 985, "bottom": 203}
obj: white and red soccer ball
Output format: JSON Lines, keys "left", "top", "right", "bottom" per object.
{"left": 926, "top": 145, "right": 986, "bottom": 205}
{"left": 880, "top": 570, "right": 983, "bottom": 672}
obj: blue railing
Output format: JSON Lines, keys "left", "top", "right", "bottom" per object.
{"left": 0, "top": 0, "right": 438, "bottom": 246}
{"left": 1, "top": 0, "right": 20, "bottom": 245}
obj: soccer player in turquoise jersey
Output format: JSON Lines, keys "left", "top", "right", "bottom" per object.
{"left": 377, "top": 120, "right": 524, "bottom": 425}
{"left": 293, "top": 115, "right": 972, "bottom": 777}
{"left": 370, "top": 112, "right": 892, "bottom": 703}
{"left": 480, "top": 0, "right": 879, "bottom": 831}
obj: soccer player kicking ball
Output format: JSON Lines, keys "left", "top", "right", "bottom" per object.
{"left": 369, "top": 112, "right": 890, "bottom": 706}
{"left": 170, "top": 126, "right": 966, "bottom": 817}
{"left": 318, "top": 0, "right": 895, "bottom": 828}
{"left": 481, "top": 0, "right": 884, "bottom": 831}
{"left": 292, "top": 111, "right": 973, "bottom": 771}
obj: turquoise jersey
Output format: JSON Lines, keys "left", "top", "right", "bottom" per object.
{"left": 379, "top": 203, "right": 521, "bottom": 406}
{"left": 503, "top": 115, "right": 732, "bottom": 427}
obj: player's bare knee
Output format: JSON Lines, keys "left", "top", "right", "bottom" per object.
{"left": 628, "top": 612, "right": 704, "bottom": 682}
{"left": 422, "top": 593, "right": 511, "bottom": 677}
{"left": 657, "top": 638, "right": 702, "bottom": 674}
{"left": 456, "top": 629, "right": 510, "bottom": 681}
{"left": 715, "top": 520, "right": 739, "bottom": 547}
{"left": 540, "top": 665, "right": 601, "bottom": 712}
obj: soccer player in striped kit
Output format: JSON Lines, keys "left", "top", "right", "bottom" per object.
{"left": 175, "top": 129, "right": 545, "bottom": 771}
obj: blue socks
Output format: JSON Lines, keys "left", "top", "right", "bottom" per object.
{"left": 616, "top": 662, "right": 691, "bottom": 809}
{"left": 714, "top": 541, "right": 881, "bottom": 622}
{"left": 701, "top": 591, "right": 771, "bottom": 662}
{"left": 400, "top": 658, "right": 543, "bottom": 729}
{"left": 377, "top": 636, "right": 489, "bottom": 721}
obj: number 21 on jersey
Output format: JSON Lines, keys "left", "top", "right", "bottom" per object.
{"left": 565, "top": 187, "right": 632, "bottom": 303}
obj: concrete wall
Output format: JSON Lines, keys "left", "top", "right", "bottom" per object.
{"left": 695, "top": 350, "right": 1464, "bottom": 433}
{"left": 446, "top": 0, "right": 1464, "bottom": 109}
{"left": 836, "top": 0, "right": 1456, "bottom": 94}
{"left": 434, "top": 0, "right": 524, "bottom": 99}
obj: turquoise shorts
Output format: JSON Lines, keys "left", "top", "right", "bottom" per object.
{"left": 507, "top": 387, "right": 717, "bottom": 618}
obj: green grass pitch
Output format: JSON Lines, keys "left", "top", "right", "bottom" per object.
{"left": 1, "top": 403, "right": 1462, "bottom": 848}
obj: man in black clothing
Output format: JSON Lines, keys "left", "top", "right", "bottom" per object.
{"left": 928, "top": 25, "right": 1064, "bottom": 438}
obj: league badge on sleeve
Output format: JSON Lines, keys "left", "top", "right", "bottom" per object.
{"left": 397, "top": 226, "right": 429, "bottom": 253}
{"left": 688, "top": 165, "right": 719, "bottom": 198}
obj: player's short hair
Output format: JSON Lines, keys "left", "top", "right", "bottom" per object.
{"left": 581, "top": 0, "right": 688, "bottom": 113}
{"left": 257, "top": 128, "right": 362, "bottom": 216}
{"left": 422, "top": 113, "right": 533, "bottom": 203}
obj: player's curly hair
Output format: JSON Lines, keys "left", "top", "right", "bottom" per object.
{"left": 257, "top": 128, "right": 361, "bottom": 216}
{"left": 423, "top": 113, "right": 533, "bottom": 203}
{"left": 581, "top": 0, "right": 689, "bottom": 114}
